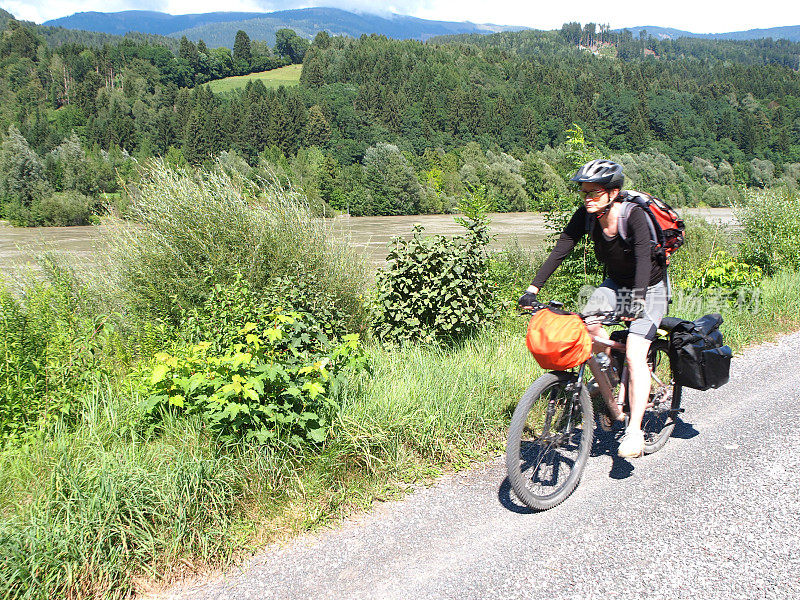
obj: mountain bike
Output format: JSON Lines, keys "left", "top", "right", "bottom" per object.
{"left": 505, "top": 302, "right": 684, "bottom": 511}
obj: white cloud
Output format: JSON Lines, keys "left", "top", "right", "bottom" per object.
{"left": 3, "top": 0, "right": 799, "bottom": 34}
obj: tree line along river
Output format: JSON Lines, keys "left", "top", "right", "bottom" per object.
{"left": 0, "top": 209, "right": 735, "bottom": 280}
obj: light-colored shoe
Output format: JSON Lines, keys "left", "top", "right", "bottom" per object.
{"left": 617, "top": 428, "right": 645, "bottom": 458}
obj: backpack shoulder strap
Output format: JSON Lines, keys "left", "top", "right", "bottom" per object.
{"left": 616, "top": 191, "right": 657, "bottom": 248}
{"left": 615, "top": 198, "right": 637, "bottom": 245}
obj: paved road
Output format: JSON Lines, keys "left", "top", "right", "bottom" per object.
{"left": 167, "top": 331, "right": 800, "bottom": 600}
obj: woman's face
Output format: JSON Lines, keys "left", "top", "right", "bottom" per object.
{"left": 580, "top": 183, "right": 611, "bottom": 214}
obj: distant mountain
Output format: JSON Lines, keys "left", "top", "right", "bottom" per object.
{"left": 618, "top": 25, "right": 800, "bottom": 43}
{"left": 44, "top": 8, "right": 525, "bottom": 47}
{"left": 42, "top": 10, "right": 267, "bottom": 36}
{"left": 0, "top": 8, "right": 180, "bottom": 50}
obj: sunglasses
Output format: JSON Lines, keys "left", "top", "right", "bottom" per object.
{"left": 580, "top": 189, "right": 606, "bottom": 199}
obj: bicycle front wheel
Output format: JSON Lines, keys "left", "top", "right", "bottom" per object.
{"left": 506, "top": 372, "right": 594, "bottom": 511}
{"left": 642, "top": 339, "right": 682, "bottom": 454}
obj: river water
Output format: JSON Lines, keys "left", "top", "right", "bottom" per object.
{"left": 0, "top": 208, "right": 734, "bottom": 278}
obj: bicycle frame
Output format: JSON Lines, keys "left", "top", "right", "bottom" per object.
{"left": 522, "top": 306, "right": 675, "bottom": 428}
{"left": 586, "top": 336, "right": 628, "bottom": 417}
{"left": 585, "top": 325, "right": 674, "bottom": 418}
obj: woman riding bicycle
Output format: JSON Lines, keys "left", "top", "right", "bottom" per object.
{"left": 518, "top": 159, "right": 669, "bottom": 458}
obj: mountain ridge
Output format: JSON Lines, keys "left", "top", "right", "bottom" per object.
{"left": 43, "top": 8, "right": 525, "bottom": 47}
{"left": 616, "top": 24, "right": 800, "bottom": 42}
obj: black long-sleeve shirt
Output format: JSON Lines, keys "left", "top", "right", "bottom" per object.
{"left": 531, "top": 204, "right": 664, "bottom": 300}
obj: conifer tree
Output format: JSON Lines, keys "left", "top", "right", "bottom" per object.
{"left": 0, "top": 125, "right": 51, "bottom": 222}
{"left": 304, "top": 105, "right": 331, "bottom": 147}
{"left": 233, "top": 30, "right": 251, "bottom": 74}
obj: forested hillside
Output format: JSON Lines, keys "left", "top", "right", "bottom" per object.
{"left": 620, "top": 24, "right": 800, "bottom": 43}
{"left": 2, "top": 14, "right": 800, "bottom": 224}
{"left": 436, "top": 26, "right": 800, "bottom": 68}
{"left": 0, "top": 8, "right": 181, "bottom": 50}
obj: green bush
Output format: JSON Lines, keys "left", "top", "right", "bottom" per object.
{"left": 107, "top": 160, "right": 369, "bottom": 335}
{"left": 678, "top": 250, "right": 762, "bottom": 292}
{"left": 676, "top": 249, "right": 763, "bottom": 310}
{"left": 374, "top": 193, "right": 496, "bottom": 343}
{"left": 737, "top": 189, "right": 800, "bottom": 275}
{"left": 29, "top": 191, "right": 93, "bottom": 226}
{"left": 669, "top": 213, "right": 737, "bottom": 288}
{"left": 0, "top": 287, "right": 47, "bottom": 437}
{"left": 140, "top": 309, "right": 366, "bottom": 446}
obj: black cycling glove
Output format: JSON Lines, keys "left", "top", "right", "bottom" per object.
{"left": 622, "top": 298, "right": 646, "bottom": 319}
{"left": 518, "top": 291, "right": 539, "bottom": 309}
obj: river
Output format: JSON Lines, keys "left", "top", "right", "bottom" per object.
{"left": 0, "top": 208, "right": 735, "bottom": 278}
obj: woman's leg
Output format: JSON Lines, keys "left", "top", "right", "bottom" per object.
{"left": 625, "top": 333, "right": 652, "bottom": 432}
{"left": 582, "top": 281, "right": 623, "bottom": 421}
{"left": 587, "top": 322, "right": 609, "bottom": 354}
{"left": 618, "top": 281, "right": 668, "bottom": 457}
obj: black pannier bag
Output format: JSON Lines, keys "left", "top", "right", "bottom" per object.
{"left": 668, "top": 313, "right": 732, "bottom": 391}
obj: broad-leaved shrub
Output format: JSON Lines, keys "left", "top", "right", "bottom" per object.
{"left": 677, "top": 249, "right": 762, "bottom": 305}
{"left": 140, "top": 309, "right": 366, "bottom": 446}
{"left": 374, "top": 190, "right": 497, "bottom": 343}
{"left": 0, "top": 267, "right": 116, "bottom": 439}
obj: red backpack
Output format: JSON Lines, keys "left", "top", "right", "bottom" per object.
{"left": 616, "top": 190, "right": 685, "bottom": 266}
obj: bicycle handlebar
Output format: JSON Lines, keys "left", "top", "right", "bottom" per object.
{"left": 519, "top": 302, "right": 623, "bottom": 326}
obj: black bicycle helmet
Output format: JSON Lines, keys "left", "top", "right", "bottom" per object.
{"left": 571, "top": 159, "right": 624, "bottom": 190}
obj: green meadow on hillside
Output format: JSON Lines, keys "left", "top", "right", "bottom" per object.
{"left": 206, "top": 64, "right": 303, "bottom": 94}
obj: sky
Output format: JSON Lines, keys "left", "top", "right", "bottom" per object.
{"left": 4, "top": 0, "right": 800, "bottom": 34}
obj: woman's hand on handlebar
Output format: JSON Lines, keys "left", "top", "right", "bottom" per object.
{"left": 619, "top": 298, "right": 646, "bottom": 322}
{"left": 518, "top": 291, "right": 539, "bottom": 310}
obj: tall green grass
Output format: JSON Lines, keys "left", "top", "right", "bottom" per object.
{"left": 334, "top": 325, "right": 537, "bottom": 470}
{"left": 0, "top": 326, "right": 538, "bottom": 599}
{"left": 676, "top": 270, "right": 800, "bottom": 351}
{"left": 107, "top": 160, "right": 368, "bottom": 331}
{"left": 0, "top": 385, "right": 279, "bottom": 599}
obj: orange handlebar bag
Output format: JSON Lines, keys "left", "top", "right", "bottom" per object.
{"left": 526, "top": 308, "right": 592, "bottom": 371}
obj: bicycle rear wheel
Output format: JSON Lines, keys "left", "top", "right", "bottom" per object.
{"left": 506, "top": 372, "right": 593, "bottom": 511}
{"left": 642, "top": 339, "right": 682, "bottom": 454}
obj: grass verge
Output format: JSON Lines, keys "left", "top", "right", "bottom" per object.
{"left": 3, "top": 191, "right": 800, "bottom": 598}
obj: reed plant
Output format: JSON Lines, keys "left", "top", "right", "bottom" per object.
{"left": 106, "top": 160, "right": 369, "bottom": 332}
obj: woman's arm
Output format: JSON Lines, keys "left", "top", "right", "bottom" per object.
{"left": 627, "top": 206, "right": 653, "bottom": 301}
